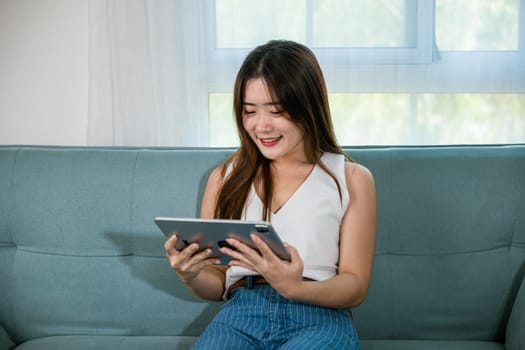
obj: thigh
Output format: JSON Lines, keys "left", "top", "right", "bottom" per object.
{"left": 280, "top": 304, "right": 360, "bottom": 350}
{"left": 192, "top": 289, "right": 266, "bottom": 350}
{"left": 279, "top": 330, "right": 360, "bottom": 350}
{"left": 191, "top": 320, "right": 261, "bottom": 350}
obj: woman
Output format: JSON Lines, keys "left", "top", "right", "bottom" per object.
{"left": 165, "top": 40, "right": 377, "bottom": 349}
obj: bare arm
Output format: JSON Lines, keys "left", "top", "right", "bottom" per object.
{"left": 164, "top": 166, "right": 228, "bottom": 301}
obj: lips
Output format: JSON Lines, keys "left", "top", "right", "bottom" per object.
{"left": 259, "top": 136, "right": 282, "bottom": 147}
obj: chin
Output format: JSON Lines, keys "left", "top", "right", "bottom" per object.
{"left": 258, "top": 149, "right": 282, "bottom": 160}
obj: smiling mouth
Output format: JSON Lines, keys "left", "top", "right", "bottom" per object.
{"left": 259, "top": 136, "right": 282, "bottom": 146}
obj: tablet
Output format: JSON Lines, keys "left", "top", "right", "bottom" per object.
{"left": 155, "top": 217, "right": 291, "bottom": 264}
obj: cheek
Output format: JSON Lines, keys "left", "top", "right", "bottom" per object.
{"left": 242, "top": 117, "right": 254, "bottom": 133}
{"left": 287, "top": 124, "right": 305, "bottom": 144}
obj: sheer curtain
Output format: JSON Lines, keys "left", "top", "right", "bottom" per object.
{"left": 87, "top": 0, "right": 525, "bottom": 147}
{"left": 88, "top": 0, "right": 209, "bottom": 146}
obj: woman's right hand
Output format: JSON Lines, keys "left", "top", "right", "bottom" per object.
{"left": 164, "top": 234, "right": 220, "bottom": 283}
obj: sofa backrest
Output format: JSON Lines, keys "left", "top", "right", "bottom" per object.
{"left": 0, "top": 147, "right": 232, "bottom": 343}
{"left": 0, "top": 145, "right": 524, "bottom": 343}
{"left": 350, "top": 145, "right": 525, "bottom": 341}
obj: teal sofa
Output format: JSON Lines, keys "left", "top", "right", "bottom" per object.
{"left": 0, "top": 145, "right": 524, "bottom": 350}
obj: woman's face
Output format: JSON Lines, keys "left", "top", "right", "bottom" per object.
{"left": 242, "top": 78, "right": 306, "bottom": 163}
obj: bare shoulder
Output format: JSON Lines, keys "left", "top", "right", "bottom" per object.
{"left": 344, "top": 161, "right": 375, "bottom": 195}
{"left": 344, "top": 161, "right": 374, "bottom": 183}
{"left": 207, "top": 164, "right": 226, "bottom": 187}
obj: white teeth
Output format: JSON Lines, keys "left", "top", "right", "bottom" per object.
{"left": 260, "top": 136, "right": 280, "bottom": 142}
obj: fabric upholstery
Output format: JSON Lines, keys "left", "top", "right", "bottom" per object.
{"left": 506, "top": 271, "right": 525, "bottom": 350}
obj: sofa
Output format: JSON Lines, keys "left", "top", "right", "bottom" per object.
{"left": 0, "top": 144, "right": 524, "bottom": 350}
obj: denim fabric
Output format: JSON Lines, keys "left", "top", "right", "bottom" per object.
{"left": 192, "top": 284, "right": 360, "bottom": 350}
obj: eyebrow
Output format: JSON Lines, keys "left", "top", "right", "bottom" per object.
{"left": 242, "top": 102, "right": 281, "bottom": 106}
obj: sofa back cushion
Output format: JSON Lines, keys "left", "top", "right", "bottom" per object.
{"left": 0, "top": 148, "right": 230, "bottom": 343}
{"left": 351, "top": 146, "right": 525, "bottom": 341}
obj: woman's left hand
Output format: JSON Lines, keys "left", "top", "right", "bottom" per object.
{"left": 220, "top": 234, "right": 304, "bottom": 295}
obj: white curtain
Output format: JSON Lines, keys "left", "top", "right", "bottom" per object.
{"left": 88, "top": 0, "right": 208, "bottom": 146}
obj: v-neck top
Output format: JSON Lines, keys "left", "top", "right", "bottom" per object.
{"left": 224, "top": 152, "right": 350, "bottom": 296}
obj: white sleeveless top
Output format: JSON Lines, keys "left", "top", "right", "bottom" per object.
{"left": 224, "top": 152, "right": 350, "bottom": 296}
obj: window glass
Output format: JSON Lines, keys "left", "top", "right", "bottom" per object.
{"left": 417, "top": 94, "right": 525, "bottom": 144}
{"left": 329, "top": 93, "right": 411, "bottom": 145}
{"left": 209, "top": 93, "right": 413, "bottom": 146}
{"left": 435, "top": 0, "right": 520, "bottom": 50}
{"left": 215, "top": 0, "right": 305, "bottom": 48}
{"left": 209, "top": 93, "right": 525, "bottom": 146}
{"left": 312, "top": 0, "right": 411, "bottom": 47}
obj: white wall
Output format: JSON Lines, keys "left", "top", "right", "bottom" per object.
{"left": 0, "top": 0, "right": 89, "bottom": 145}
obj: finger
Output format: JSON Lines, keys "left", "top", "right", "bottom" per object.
{"left": 219, "top": 244, "right": 253, "bottom": 266}
{"left": 183, "top": 248, "right": 220, "bottom": 270}
{"left": 250, "top": 234, "right": 278, "bottom": 261}
{"left": 283, "top": 243, "right": 304, "bottom": 276}
{"left": 226, "top": 238, "right": 262, "bottom": 261}
{"left": 190, "top": 248, "right": 220, "bottom": 266}
{"left": 193, "top": 257, "right": 222, "bottom": 270}
{"left": 166, "top": 239, "right": 198, "bottom": 261}
{"left": 223, "top": 245, "right": 256, "bottom": 269}
{"left": 164, "top": 233, "right": 179, "bottom": 254}
{"left": 164, "top": 233, "right": 197, "bottom": 255}
{"left": 179, "top": 244, "right": 211, "bottom": 266}
{"left": 227, "top": 258, "right": 254, "bottom": 270}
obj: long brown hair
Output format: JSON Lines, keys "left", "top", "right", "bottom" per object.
{"left": 214, "top": 40, "right": 350, "bottom": 220}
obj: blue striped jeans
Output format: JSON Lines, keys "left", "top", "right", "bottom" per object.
{"left": 192, "top": 282, "right": 360, "bottom": 350}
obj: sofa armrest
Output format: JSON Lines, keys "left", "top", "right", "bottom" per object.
{"left": 506, "top": 274, "right": 525, "bottom": 350}
{"left": 0, "top": 325, "right": 15, "bottom": 350}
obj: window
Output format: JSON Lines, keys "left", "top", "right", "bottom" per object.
{"left": 417, "top": 94, "right": 525, "bottom": 144}
{"left": 436, "top": 0, "right": 520, "bottom": 50}
{"left": 210, "top": 0, "right": 433, "bottom": 64}
{"left": 216, "top": 0, "right": 415, "bottom": 48}
{"left": 206, "top": 0, "right": 525, "bottom": 146}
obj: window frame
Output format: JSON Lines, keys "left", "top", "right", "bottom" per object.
{"left": 205, "top": 0, "right": 435, "bottom": 65}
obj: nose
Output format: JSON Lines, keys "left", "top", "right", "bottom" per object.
{"left": 253, "top": 112, "right": 273, "bottom": 133}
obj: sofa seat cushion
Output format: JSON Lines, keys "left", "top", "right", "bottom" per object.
{"left": 14, "top": 335, "right": 197, "bottom": 350}
{"left": 361, "top": 339, "right": 504, "bottom": 350}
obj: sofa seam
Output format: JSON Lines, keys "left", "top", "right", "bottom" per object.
{"left": 130, "top": 151, "right": 140, "bottom": 257}
{"left": 508, "top": 150, "right": 522, "bottom": 246}
{"left": 6, "top": 149, "right": 19, "bottom": 245}
{"left": 7, "top": 148, "right": 20, "bottom": 343}
{"left": 14, "top": 246, "right": 167, "bottom": 259}
{"left": 388, "top": 150, "right": 394, "bottom": 338}
{"left": 129, "top": 150, "right": 141, "bottom": 335}
{"left": 14, "top": 247, "right": 135, "bottom": 258}
{"left": 510, "top": 151, "right": 519, "bottom": 243}
{"left": 384, "top": 243, "right": 513, "bottom": 257}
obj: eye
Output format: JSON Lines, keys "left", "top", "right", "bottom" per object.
{"left": 243, "top": 110, "right": 256, "bottom": 116}
{"left": 270, "top": 110, "right": 284, "bottom": 116}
